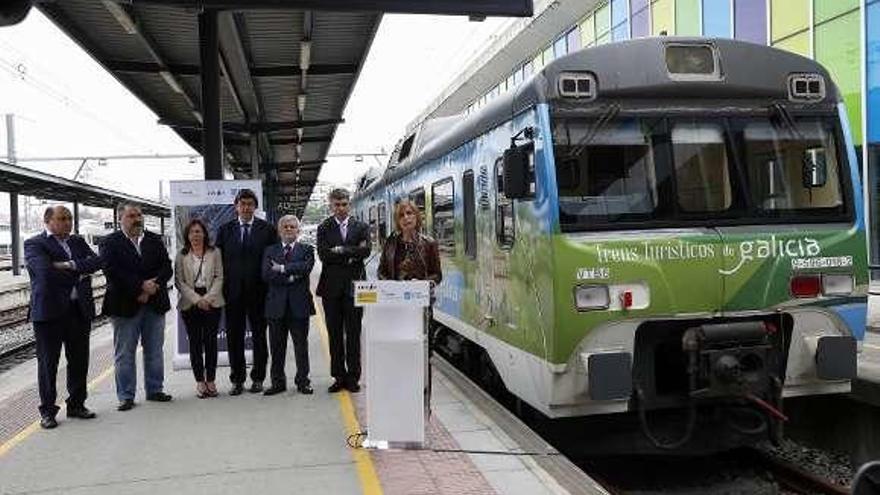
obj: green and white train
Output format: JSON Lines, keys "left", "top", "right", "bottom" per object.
{"left": 352, "top": 38, "right": 867, "bottom": 452}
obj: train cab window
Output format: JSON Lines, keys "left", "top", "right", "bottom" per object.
{"left": 377, "top": 202, "right": 387, "bottom": 243}
{"left": 368, "top": 205, "right": 378, "bottom": 246}
{"left": 742, "top": 119, "right": 843, "bottom": 213}
{"left": 463, "top": 170, "right": 477, "bottom": 259}
{"left": 495, "top": 159, "right": 515, "bottom": 248}
{"left": 552, "top": 118, "right": 658, "bottom": 227}
{"left": 431, "top": 179, "right": 455, "bottom": 256}
{"left": 671, "top": 123, "right": 731, "bottom": 212}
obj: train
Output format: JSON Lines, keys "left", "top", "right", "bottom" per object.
{"left": 351, "top": 37, "right": 868, "bottom": 454}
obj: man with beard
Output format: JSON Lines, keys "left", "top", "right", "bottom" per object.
{"left": 101, "top": 203, "right": 173, "bottom": 411}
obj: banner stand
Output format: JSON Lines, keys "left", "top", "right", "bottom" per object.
{"left": 355, "top": 280, "right": 430, "bottom": 448}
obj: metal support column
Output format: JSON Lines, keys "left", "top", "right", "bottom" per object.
{"left": 160, "top": 216, "right": 165, "bottom": 235}
{"left": 73, "top": 202, "right": 80, "bottom": 235}
{"left": 199, "top": 9, "right": 223, "bottom": 180}
{"left": 250, "top": 134, "right": 259, "bottom": 179}
{"left": 9, "top": 193, "right": 20, "bottom": 276}
{"left": 6, "top": 114, "right": 22, "bottom": 276}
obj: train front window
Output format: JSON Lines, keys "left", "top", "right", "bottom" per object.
{"left": 671, "top": 123, "right": 731, "bottom": 213}
{"left": 552, "top": 114, "right": 849, "bottom": 230}
{"left": 741, "top": 118, "right": 844, "bottom": 215}
{"left": 552, "top": 118, "right": 659, "bottom": 224}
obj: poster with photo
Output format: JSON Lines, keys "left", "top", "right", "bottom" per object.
{"left": 169, "top": 180, "right": 264, "bottom": 370}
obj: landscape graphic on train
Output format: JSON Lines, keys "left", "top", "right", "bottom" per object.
{"left": 352, "top": 38, "right": 868, "bottom": 454}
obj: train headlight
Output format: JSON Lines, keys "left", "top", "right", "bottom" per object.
{"left": 558, "top": 72, "right": 597, "bottom": 99}
{"left": 574, "top": 284, "right": 610, "bottom": 311}
{"left": 822, "top": 274, "right": 854, "bottom": 296}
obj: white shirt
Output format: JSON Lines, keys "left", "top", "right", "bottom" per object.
{"left": 127, "top": 232, "right": 144, "bottom": 256}
{"left": 47, "top": 231, "right": 78, "bottom": 300}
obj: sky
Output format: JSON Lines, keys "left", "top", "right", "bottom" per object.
{"left": 0, "top": 8, "right": 512, "bottom": 205}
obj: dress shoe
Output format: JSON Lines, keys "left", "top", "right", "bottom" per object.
{"left": 229, "top": 383, "right": 244, "bottom": 396}
{"left": 248, "top": 382, "right": 264, "bottom": 393}
{"left": 346, "top": 382, "right": 361, "bottom": 393}
{"left": 146, "top": 392, "right": 173, "bottom": 402}
{"left": 297, "top": 384, "right": 314, "bottom": 395}
{"left": 263, "top": 385, "right": 287, "bottom": 396}
{"left": 117, "top": 399, "right": 135, "bottom": 412}
{"left": 327, "top": 381, "right": 345, "bottom": 393}
{"left": 67, "top": 406, "right": 96, "bottom": 419}
{"left": 40, "top": 416, "right": 58, "bottom": 429}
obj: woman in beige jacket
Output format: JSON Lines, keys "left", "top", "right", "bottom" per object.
{"left": 174, "top": 218, "right": 225, "bottom": 398}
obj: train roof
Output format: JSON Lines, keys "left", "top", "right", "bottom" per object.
{"left": 355, "top": 37, "right": 839, "bottom": 200}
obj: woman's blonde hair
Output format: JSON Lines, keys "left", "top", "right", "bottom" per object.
{"left": 393, "top": 199, "right": 422, "bottom": 233}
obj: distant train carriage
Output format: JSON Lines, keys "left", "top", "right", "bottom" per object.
{"left": 352, "top": 38, "right": 867, "bottom": 453}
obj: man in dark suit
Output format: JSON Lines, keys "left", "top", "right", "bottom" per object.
{"left": 215, "top": 188, "right": 278, "bottom": 395}
{"left": 25, "top": 206, "right": 103, "bottom": 429}
{"left": 101, "top": 203, "right": 173, "bottom": 411}
{"left": 262, "top": 215, "right": 315, "bottom": 396}
{"left": 316, "top": 188, "right": 371, "bottom": 393}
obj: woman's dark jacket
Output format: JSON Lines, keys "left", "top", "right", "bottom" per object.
{"left": 377, "top": 231, "right": 442, "bottom": 285}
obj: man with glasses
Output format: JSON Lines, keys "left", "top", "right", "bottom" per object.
{"left": 316, "top": 188, "right": 370, "bottom": 393}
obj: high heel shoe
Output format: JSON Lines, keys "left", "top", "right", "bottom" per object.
{"left": 205, "top": 382, "right": 218, "bottom": 398}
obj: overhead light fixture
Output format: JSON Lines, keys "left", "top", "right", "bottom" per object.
{"left": 103, "top": 1, "right": 138, "bottom": 35}
{"left": 296, "top": 144, "right": 303, "bottom": 156}
{"left": 98, "top": 158, "right": 108, "bottom": 167}
{"left": 355, "top": 155, "right": 363, "bottom": 163}
{"left": 297, "top": 93, "right": 307, "bottom": 117}
{"left": 296, "top": 128, "right": 304, "bottom": 141}
{"left": 159, "top": 70, "right": 184, "bottom": 94}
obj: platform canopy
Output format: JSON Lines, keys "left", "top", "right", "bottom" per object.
{"left": 33, "top": 1, "right": 533, "bottom": 216}
{"left": 0, "top": 160, "right": 169, "bottom": 217}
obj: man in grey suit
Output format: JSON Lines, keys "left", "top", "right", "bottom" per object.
{"left": 262, "top": 215, "right": 315, "bottom": 395}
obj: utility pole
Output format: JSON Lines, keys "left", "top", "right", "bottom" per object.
{"left": 5, "top": 114, "right": 21, "bottom": 276}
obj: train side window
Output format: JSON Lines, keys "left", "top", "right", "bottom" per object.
{"left": 431, "top": 178, "right": 455, "bottom": 256}
{"left": 410, "top": 187, "right": 426, "bottom": 213}
{"left": 463, "top": 170, "right": 477, "bottom": 259}
{"left": 368, "top": 205, "right": 378, "bottom": 246}
{"left": 495, "top": 158, "right": 515, "bottom": 248}
{"left": 377, "top": 202, "right": 387, "bottom": 243}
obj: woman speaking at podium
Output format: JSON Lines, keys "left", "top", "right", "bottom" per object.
{"left": 377, "top": 200, "right": 442, "bottom": 287}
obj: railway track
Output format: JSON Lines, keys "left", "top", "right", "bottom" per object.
{"left": 0, "top": 280, "right": 107, "bottom": 362}
{"left": 433, "top": 328, "right": 856, "bottom": 495}
{"left": 749, "top": 447, "right": 850, "bottom": 495}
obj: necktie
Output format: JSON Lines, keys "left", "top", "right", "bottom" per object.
{"left": 283, "top": 244, "right": 292, "bottom": 261}
{"left": 241, "top": 223, "right": 250, "bottom": 247}
{"left": 339, "top": 221, "right": 347, "bottom": 241}
{"left": 58, "top": 238, "right": 72, "bottom": 259}
{"left": 57, "top": 237, "right": 77, "bottom": 300}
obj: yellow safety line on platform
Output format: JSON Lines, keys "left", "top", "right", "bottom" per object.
{"left": 0, "top": 364, "right": 114, "bottom": 458}
{"left": 314, "top": 299, "right": 383, "bottom": 495}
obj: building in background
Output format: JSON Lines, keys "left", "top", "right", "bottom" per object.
{"left": 416, "top": 0, "right": 879, "bottom": 261}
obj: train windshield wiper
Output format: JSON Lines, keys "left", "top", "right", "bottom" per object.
{"left": 768, "top": 103, "right": 803, "bottom": 140}
{"left": 566, "top": 103, "right": 621, "bottom": 159}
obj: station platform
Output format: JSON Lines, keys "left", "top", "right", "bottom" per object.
{"left": 0, "top": 301, "right": 591, "bottom": 495}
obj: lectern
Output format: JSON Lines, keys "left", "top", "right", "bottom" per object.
{"left": 354, "top": 280, "right": 430, "bottom": 447}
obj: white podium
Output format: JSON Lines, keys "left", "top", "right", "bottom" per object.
{"left": 354, "top": 280, "right": 430, "bottom": 447}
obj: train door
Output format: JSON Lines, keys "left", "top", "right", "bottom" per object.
{"left": 490, "top": 157, "right": 516, "bottom": 331}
